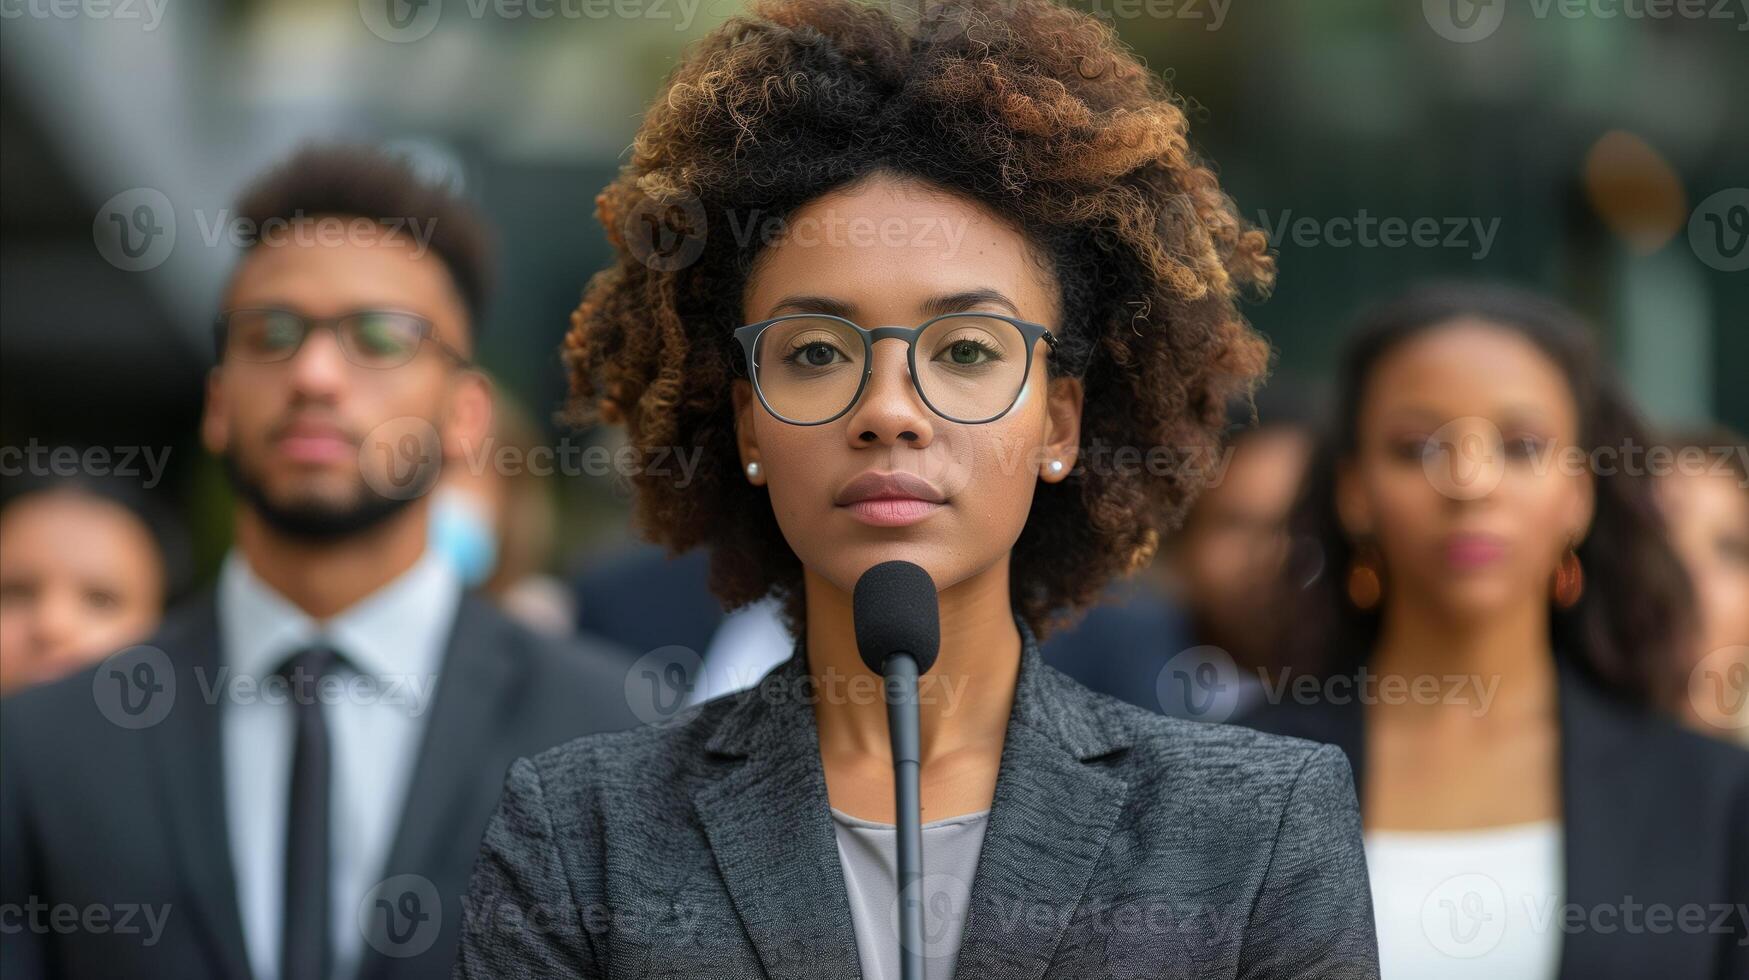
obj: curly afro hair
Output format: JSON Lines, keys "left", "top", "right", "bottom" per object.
{"left": 565, "top": 0, "right": 1274, "bottom": 640}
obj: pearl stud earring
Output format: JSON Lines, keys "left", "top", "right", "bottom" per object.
{"left": 746, "top": 461, "right": 762, "bottom": 481}
{"left": 1047, "top": 459, "right": 1065, "bottom": 476}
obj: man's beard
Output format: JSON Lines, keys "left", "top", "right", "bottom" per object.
{"left": 223, "top": 453, "right": 420, "bottom": 542}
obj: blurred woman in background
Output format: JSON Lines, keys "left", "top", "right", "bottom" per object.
{"left": 1659, "top": 426, "right": 1749, "bottom": 744}
{"left": 1244, "top": 283, "right": 1748, "bottom": 980}
{"left": 0, "top": 475, "right": 184, "bottom": 695}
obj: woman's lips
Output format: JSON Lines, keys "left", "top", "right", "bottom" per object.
{"left": 1444, "top": 533, "right": 1509, "bottom": 570}
{"left": 840, "top": 497, "right": 944, "bottom": 527}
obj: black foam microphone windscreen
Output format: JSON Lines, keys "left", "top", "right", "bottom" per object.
{"left": 852, "top": 560, "right": 941, "bottom": 675}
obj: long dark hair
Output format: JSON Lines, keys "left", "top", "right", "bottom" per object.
{"left": 1282, "top": 281, "right": 1695, "bottom": 707}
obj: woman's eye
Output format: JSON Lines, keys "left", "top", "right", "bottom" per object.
{"left": 1388, "top": 437, "right": 1435, "bottom": 462}
{"left": 936, "top": 339, "right": 997, "bottom": 366}
{"left": 1503, "top": 435, "right": 1547, "bottom": 459}
{"left": 785, "top": 341, "right": 845, "bottom": 367}
{"left": 83, "top": 589, "right": 120, "bottom": 611}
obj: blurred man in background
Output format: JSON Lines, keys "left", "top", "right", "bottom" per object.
{"left": 0, "top": 475, "right": 184, "bottom": 696}
{"left": 1, "top": 144, "right": 637, "bottom": 980}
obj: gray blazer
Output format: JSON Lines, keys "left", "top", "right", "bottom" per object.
{"left": 456, "top": 613, "right": 1381, "bottom": 979}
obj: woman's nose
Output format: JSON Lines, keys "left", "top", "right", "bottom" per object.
{"left": 844, "top": 339, "right": 935, "bottom": 447}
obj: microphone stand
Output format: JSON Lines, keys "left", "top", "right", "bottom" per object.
{"left": 881, "top": 651, "right": 925, "bottom": 980}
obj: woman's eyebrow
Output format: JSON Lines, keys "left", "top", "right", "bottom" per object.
{"left": 919, "top": 288, "right": 1021, "bottom": 319}
{"left": 765, "top": 288, "right": 1023, "bottom": 322}
{"left": 766, "top": 294, "right": 856, "bottom": 319}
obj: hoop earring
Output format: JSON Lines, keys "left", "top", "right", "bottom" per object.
{"left": 1552, "top": 538, "right": 1584, "bottom": 609}
{"left": 1346, "top": 540, "right": 1383, "bottom": 611}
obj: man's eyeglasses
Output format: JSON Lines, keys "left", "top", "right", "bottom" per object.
{"left": 213, "top": 309, "right": 470, "bottom": 370}
{"left": 733, "top": 312, "right": 1058, "bottom": 426}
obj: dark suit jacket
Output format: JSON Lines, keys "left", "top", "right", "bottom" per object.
{"left": 572, "top": 545, "right": 723, "bottom": 662}
{"left": 1240, "top": 655, "right": 1749, "bottom": 980}
{"left": 0, "top": 589, "right": 641, "bottom": 980}
{"left": 454, "top": 612, "right": 1381, "bottom": 979}
{"left": 1039, "top": 577, "right": 1194, "bottom": 714}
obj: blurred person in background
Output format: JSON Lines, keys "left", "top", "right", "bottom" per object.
{"left": 1658, "top": 426, "right": 1749, "bottom": 744}
{"left": 1044, "top": 380, "right": 1319, "bottom": 718}
{"left": 428, "top": 389, "right": 576, "bottom": 635}
{"left": 1243, "top": 282, "right": 1748, "bottom": 980}
{"left": 0, "top": 474, "right": 187, "bottom": 696}
{"left": 1, "top": 143, "right": 637, "bottom": 980}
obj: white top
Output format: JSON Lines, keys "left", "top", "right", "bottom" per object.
{"left": 218, "top": 548, "right": 461, "bottom": 980}
{"left": 1364, "top": 820, "right": 1563, "bottom": 980}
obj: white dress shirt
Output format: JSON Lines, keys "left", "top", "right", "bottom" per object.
{"left": 684, "top": 596, "right": 793, "bottom": 706}
{"left": 1365, "top": 820, "right": 1564, "bottom": 980}
{"left": 218, "top": 547, "right": 461, "bottom": 980}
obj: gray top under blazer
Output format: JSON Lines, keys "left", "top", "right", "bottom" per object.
{"left": 454, "top": 611, "right": 1382, "bottom": 979}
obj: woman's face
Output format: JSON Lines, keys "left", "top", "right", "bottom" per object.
{"left": 1337, "top": 320, "right": 1593, "bottom": 619}
{"left": 0, "top": 492, "right": 166, "bottom": 695}
{"left": 1661, "top": 469, "right": 1749, "bottom": 659}
{"left": 733, "top": 173, "right": 1082, "bottom": 602}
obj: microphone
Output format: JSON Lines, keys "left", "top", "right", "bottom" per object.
{"left": 853, "top": 560, "right": 939, "bottom": 980}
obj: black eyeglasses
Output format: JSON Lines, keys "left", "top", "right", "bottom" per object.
{"left": 734, "top": 312, "right": 1058, "bottom": 426}
{"left": 213, "top": 309, "right": 470, "bottom": 369}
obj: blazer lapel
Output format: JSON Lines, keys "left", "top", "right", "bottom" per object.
{"left": 143, "top": 593, "right": 256, "bottom": 980}
{"left": 358, "top": 596, "right": 520, "bottom": 980}
{"left": 1551, "top": 657, "right": 1666, "bottom": 980}
{"left": 690, "top": 641, "right": 864, "bottom": 980}
{"left": 950, "top": 617, "right": 1132, "bottom": 980}
{"left": 690, "top": 614, "right": 1135, "bottom": 980}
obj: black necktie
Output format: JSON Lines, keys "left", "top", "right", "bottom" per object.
{"left": 278, "top": 645, "right": 342, "bottom": 980}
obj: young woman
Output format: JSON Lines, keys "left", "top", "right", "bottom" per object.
{"left": 0, "top": 477, "right": 178, "bottom": 696}
{"left": 1658, "top": 427, "right": 1749, "bottom": 744}
{"left": 455, "top": 0, "right": 1379, "bottom": 977}
{"left": 1245, "top": 283, "right": 1749, "bottom": 980}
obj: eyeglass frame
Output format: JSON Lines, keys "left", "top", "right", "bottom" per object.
{"left": 211, "top": 307, "right": 472, "bottom": 369}
{"left": 733, "top": 311, "right": 1059, "bottom": 426}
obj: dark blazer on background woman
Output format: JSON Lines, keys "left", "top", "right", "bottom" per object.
{"left": 456, "top": 613, "right": 1382, "bottom": 979}
{"left": 1241, "top": 654, "right": 1749, "bottom": 980}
